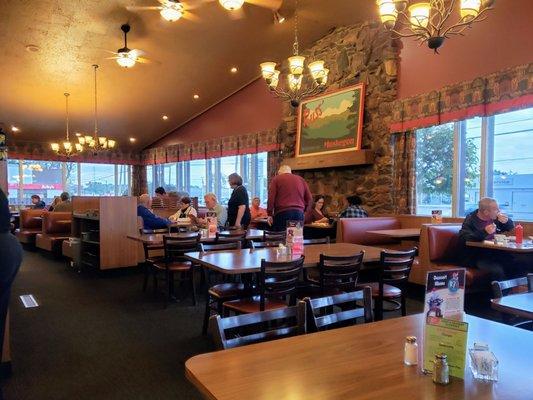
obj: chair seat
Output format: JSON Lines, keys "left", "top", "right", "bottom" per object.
{"left": 209, "top": 283, "right": 251, "bottom": 299}
{"left": 358, "top": 282, "right": 402, "bottom": 298}
{"left": 153, "top": 261, "right": 192, "bottom": 271}
{"left": 223, "top": 297, "right": 288, "bottom": 314}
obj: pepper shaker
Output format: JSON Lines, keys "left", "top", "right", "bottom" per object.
{"left": 433, "top": 353, "right": 450, "bottom": 385}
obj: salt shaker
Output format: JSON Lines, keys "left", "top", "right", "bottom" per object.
{"left": 433, "top": 353, "right": 450, "bottom": 385}
{"left": 404, "top": 336, "right": 418, "bottom": 366}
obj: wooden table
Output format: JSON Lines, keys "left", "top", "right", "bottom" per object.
{"left": 186, "top": 313, "right": 533, "bottom": 400}
{"left": 184, "top": 243, "right": 384, "bottom": 275}
{"left": 466, "top": 240, "right": 533, "bottom": 253}
{"left": 366, "top": 228, "right": 421, "bottom": 240}
{"left": 127, "top": 229, "right": 265, "bottom": 246}
{"left": 491, "top": 292, "right": 533, "bottom": 320}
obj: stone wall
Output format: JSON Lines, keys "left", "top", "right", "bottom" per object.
{"left": 275, "top": 21, "right": 401, "bottom": 215}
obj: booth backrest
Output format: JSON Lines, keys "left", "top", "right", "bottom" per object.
{"left": 427, "top": 225, "right": 463, "bottom": 263}
{"left": 19, "top": 209, "right": 45, "bottom": 229}
{"left": 42, "top": 212, "right": 72, "bottom": 234}
{"left": 338, "top": 217, "right": 401, "bottom": 245}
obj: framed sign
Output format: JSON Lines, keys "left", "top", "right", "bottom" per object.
{"left": 296, "top": 83, "right": 365, "bottom": 157}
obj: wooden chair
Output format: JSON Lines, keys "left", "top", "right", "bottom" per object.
{"left": 363, "top": 249, "right": 416, "bottom": 321}
{"left": 152, "top": 234, "right": 201, "bottom": 307}
{"left": 491, "top": 273, "right": 533, "bottom": 329}
{"left": 209, "top": 301, "right": 306, "bottom": 350}
{"left": 303, "top": 237, "right": 330, "bottom": 245}
{"left": 251, "top": 230, "right": 286, "bottom": 248}
{"left": 304, "top": 286, "right": 373, "bottom": 332}
{"left": 200, "top": 241, "right": 253, "bottom": 335}
{"left": 215, "top": 230, "right": 247, "bottom": 245}
{"left": 223, "top": 257, "right": 304, "bottom": 314}
{"left": 300, "top": 251, "right": 364, "bottom": 299}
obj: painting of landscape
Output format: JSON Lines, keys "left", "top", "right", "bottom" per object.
{"left": 296, "top": 84, "right": 365, "bottom": 157}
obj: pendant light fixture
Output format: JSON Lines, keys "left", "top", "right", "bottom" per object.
{"left": 78, "top": 65, "right": 116, "bottom": 153}
{"left": 259, "top": 0, "right": 328, "bottom": 107}
{"left": 51, "top": 93, "right": 84, "bottom": 158}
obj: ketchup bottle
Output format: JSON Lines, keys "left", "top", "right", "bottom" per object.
{"left": 515, "top": 224, "right": 523, "bottom": 245}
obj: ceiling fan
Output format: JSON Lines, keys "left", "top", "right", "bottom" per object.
{"left": 107, "top": 24, "right": 150, "bottom": 68}
{"left": 127, "top": 0, "right": 200, "bottom": 22}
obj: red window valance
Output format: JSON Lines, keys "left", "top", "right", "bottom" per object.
{"left": 390, "top": 63, "right": 533, "bottom": 132}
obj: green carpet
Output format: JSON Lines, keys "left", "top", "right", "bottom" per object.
{"left": 3, "top": 250, "right": 425, "bottom": 400}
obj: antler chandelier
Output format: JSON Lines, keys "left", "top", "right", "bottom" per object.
{"left": 78, "top": 65, "right": 116, "bottom": 153}
{"left": 51, "top": 93, "right": 84, "bottom": 158}
{"left": 376, "top": 0, "right": 495, "bottom": 52}
{"left": 259, "top": 0, "right": 328, "bottom": 107}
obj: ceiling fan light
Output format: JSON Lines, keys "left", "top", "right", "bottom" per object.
{"left": 288, "top": 55, "right": 305, "bottom": 75}
{"left": 460, "top": 0, "right": 481, "bottom": 19}
{"left": 409, "top": 2, "right": 431, "bottom": 28}
{"left": 219, "top": 0, "right": 244, "bottom": 10}
{"left": 116, "top": 53, "right": 136, "bottom": 68}
{"left": 160, "top": 3, "right": 183, "bottom": 21}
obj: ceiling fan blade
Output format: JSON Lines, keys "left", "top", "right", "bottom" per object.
{"left": 105, "top": 56, "right": 119, "bottom": 60}
{"left": 137, "top": 57, "right": 152, "bottom": 64}
{"left": 130, "top": 49, "right": 146, "bottom": 57}
{"left": 126, "top": 6, "right": 163, "bottom": 11}
{"left": 246, "top": 0, "right": 282, "bottom": 10}
{"left": 104, "top": 50, "right": 119, "bottom": 55}
{"left": 183, "top": 0, "right": 212, "bottom": 11}
{"left": 183, "top": 11, "right": 201, "bottom": 22}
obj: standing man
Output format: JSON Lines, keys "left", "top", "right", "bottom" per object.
{"left": 267, "top": 165, "right": 313, "bottom": 231}
{"left": 459, "top": 197, "right": 514, "bottom": 281}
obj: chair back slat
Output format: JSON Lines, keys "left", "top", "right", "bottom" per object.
{"left": 305, "top": 287, "right": 373, "bottom": 332}
{"left": 319, "top": 252, "right": 364, "bottom": 292}
{"left": 216, "top": 231, "right": 247, "bottom": 244}
{"left": 491, "top": 276, "right": 531, "bottom": 298}
{"left": 303, "top": 237, "right": 330, "bottom": 245}
{"left": 209, "top": 301, "right": 306, "bottom": 350}
{"left": 200, "top": 241, "right": 241, "bottom": 252}
{"left": 379, "top": 249, "right": 416, "bottom": 287}
{"left": 163, "top": 234, "right": 201, "bottom": 262}
{"left": 263, "top": 230, "right": 286, "bottom": 242}
{"left": 259, "top": 257, "right": 304, "bottom": 311}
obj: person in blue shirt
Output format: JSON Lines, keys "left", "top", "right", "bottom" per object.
{"left": 137, "top": 194, "right": 171, "bottom": 230}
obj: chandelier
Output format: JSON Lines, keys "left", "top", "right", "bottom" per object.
{"left": 51, "top": 93, "right": 84, "bottom": 158}
{"left": 78, "top": 65, "right": 116, "bottom": 153}
{"left": 376, "top": 0, "right": 495, "bottom": 52}
{"left": 259, "top": 0, "right": 328, "bottom": 107}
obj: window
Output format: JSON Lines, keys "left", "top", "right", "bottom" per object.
{"left": 145, "top": 152, "right": 269, "bottom": 208}
{"left": 415, "top": 107, "right": 533, "bottom": 220}
{"left": 6, "top": 159, "right": 132, "bottom": 204}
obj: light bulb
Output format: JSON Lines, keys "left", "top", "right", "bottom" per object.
{"left": 219, "top": 0, "right": 244, "bottom": 11}
{"left": 409, "top": 2, "right": 431, "bottom": 28}
{"left": 116, "top": 52, "right": 136, "bottom": 68}
{"left": 376, "top": 0, "right": 398, "bottom": 28}
{"left": 288, "top": 55, "right": 305, "bottom": 75}
{"left": 460, "top": 0, "right": 481, "bottom": 19}
{"left": 160, "top": 3, "right": 183, "bottom": 21}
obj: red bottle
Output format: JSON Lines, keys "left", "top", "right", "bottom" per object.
{"left": 515, "top": 224, "right": 523, "bottom": 245}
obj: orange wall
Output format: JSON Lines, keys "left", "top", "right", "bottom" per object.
{"left": 149, "top": 79, "right": 282, "bottom": 148}
{"left": 398, "top": 0, "right": 533, "bottom": 99}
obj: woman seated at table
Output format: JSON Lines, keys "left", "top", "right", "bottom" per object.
{"left": 250, "top": 197, "right": 267, "bottom": 221}
{"left": 305, "top": 195, "right": 329, "bottom": 224}
{"left": 169, "top": 196, "right": 197, "bottom": 222}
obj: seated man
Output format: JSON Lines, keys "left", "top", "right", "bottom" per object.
{"left": 199, "top": 193, "right": 227, "bottom": 228}
{"left": 30, "top": 194, "right": 46, "bottom": 209}
{"left": 53, "top": 192, "right": 72, "bottom": 212}
{"left": 459, "top": 197, "right": 514, "bottom": 280}
{"left": 339, "top": 195, "right": 368, "bottom": 218}
{"left": 137, "top": 194, "right": 171, "bottom": 230}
